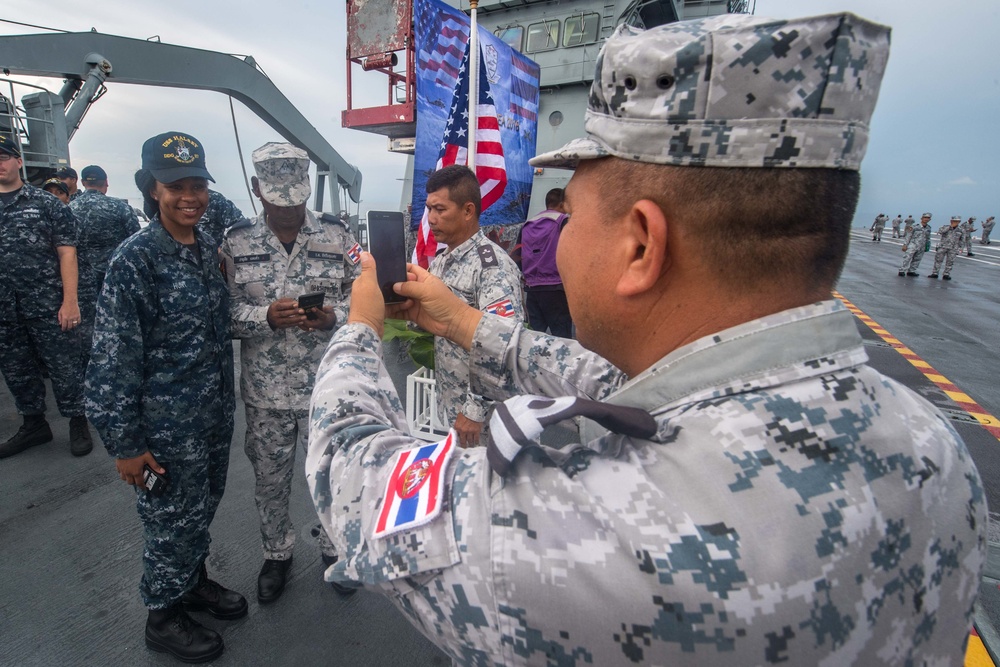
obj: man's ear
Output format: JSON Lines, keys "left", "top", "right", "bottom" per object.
{"left": 464, "top": 201, "right": 477, "bottom": 221}
{"left": 251, "top": 176, "right": 261, "bottom": 199}
{"left": 617, "top": 199, "right": 668, "bottom": 297}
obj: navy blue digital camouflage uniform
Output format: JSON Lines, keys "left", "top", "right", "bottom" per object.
{"left": 0, "top": 184, "right": 84, "bottom": 418}
{"left": 69, "top": 189, "right": 140, "bottom": 369}
{"left": 85, "top": 218, "right": 235, "bottom": 609}
{"left": 199, "top": 190, "right": 246, "bottom": 254}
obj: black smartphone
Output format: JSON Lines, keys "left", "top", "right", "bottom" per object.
{"left": 142, "top": 464, "right": 169, "bottom": 496}
{"left": 297, "top": 291, "right": 326, "bottom": 320}
{"left": 367, "top": 211, "right": 408, "bottom": 304}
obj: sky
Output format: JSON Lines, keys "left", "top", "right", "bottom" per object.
{"left": 1, "top": 0, "right": 998, "bottom": 226}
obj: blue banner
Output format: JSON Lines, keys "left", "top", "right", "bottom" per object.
{"left": 412, "top": 0, "right": 540, "bottom": 228}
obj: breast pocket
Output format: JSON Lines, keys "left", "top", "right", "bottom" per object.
{"left": 156, "top": 279, "right": 209, "bottom": 345}
{"left": 305, "top": 246, "right": 346, "bottom": 300}
{"left": 233, "top": 262, "right": 270, "bottom": 300}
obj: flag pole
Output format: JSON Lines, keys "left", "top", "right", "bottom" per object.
{"left": 468, "top": 0, "right": 479, "bottom": 172}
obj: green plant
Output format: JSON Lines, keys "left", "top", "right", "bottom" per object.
{"left": 382, "top": 319, "right": 435, "bottom": 370}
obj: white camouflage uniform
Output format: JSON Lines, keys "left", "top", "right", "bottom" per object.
{"left": 222, "top": 208, "right": 360, "bottom": 560}
{"left": 307, "top": 301, "right": 985, "bottom": 664}
{"left": 891, "top": 215, "right": 902, "bottom": 238}
{"left": 428, "top": 229, "right": 523, "bottom": 429}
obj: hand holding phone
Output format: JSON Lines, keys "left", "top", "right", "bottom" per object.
{"left": 297, "top": 291, "right": 326, "bottom": 320}
{"left": 143, "top": 464, "right": 169, "bottom": 496}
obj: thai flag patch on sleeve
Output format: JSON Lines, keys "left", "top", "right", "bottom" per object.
{"left": 347, "top": 243, "right": 362, "bottom": 264}
{"left": 485, "top": 298, "right": 515, "bottom": 317}
{"left": 373, "top": 431, "right": 456, "bottom": 539}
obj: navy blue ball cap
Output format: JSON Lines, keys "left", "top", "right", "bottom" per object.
{"left": 81, "top": 165, "right": 108, "bottom": 182}
{"left": 0, "top": 134, "right": 22, "bottom": 157}
{"left": 141, "top": 131, "right": 214, "bottom": 183}
{"left": 42, "top": 178, "right": 69, "bottom": 195}
{"left": 55, "top": 166, "right": 77, "bottom": 178}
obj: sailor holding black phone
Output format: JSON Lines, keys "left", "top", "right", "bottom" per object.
{"left": 221, "top": 142, "right": 361, "bottom": 603}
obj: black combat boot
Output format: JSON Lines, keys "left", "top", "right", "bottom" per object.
{"left": 0, "top": 415, "right": 53, "bottom": 459}
{"left": 181, "top": 562, "right": 248, "bottom": 620}
{"left": 68, "top": 415, "right": 93, "bottom": 457}
{"left": 257, "top": 556, "right": 293, "bottom": 604}
{"left": 145, "top": 604, "right": 224, "bottom": 663}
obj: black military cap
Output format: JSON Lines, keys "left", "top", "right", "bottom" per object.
{"left": 42, "top": 178, "right": 70, "bottom": 195}
{"left": 81, "top": 165, "right": 108, "bottom": 182}
{"left": 141, "top": 131, "right": 214, "bottom": 183}
{"left": 0, "top": 134, "right": 22, "bottom": 157}
{"left": 55, "top": 166, "right": 78, "bottom": 179}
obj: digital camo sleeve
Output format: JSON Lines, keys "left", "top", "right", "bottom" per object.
{"left": 84, "top": 252, "right": 148, "bottom": 459}
{"left": 469, "top": 314, "right": 626, "bottom": 403}
{"left": 306, "top": 323, "right": 474, "bottom": 585}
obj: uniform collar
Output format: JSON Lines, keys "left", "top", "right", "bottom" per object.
{"left": 606, "top": 300, "right": 866, "bottom": 414}
{"left": 148, "top": 216, "right": 208, "bottom": 257}
{"left": 254, "top": 208, "right": 321, "bottom": 254}
{"left": 442, "top": 228, "right": 485, "bottom": 262}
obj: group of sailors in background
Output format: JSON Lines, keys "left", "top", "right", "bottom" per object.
{"left": 887, "top": 212, "right": 996, "bottom": 280}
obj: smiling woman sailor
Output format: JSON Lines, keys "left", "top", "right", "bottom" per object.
{"left": 84, "top": 131, "right": 246, "bottom": 664}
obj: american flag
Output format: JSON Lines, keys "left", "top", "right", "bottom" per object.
{"left": 414, "top": 41, "right": 508, "bottom": 268}
{"left": 415, "top": 0, "right": 469, "bottom": 90}
{"left": 509, "top": 55, "right": 540, "bottom": 122}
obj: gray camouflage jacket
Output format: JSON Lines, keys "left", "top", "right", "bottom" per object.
{"left": 428, "top": 229, "right": 523, "bottom": 424}
{"left": 307, "top": 300, "right": 985, "bottom": 665}
{"left": 903, "top": 223, "right": 932, "bottom": 250}
{"left": 221, "top": 209, "right": 360, "bottom": 410}
{"left": 937, "top": 224, "right": 965, "bottom": 251}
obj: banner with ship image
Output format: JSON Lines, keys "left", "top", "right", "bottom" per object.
{"left": 411, "top": 0, "right": 540, "bottom": 237}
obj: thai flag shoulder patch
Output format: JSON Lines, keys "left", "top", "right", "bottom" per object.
{"left": 347, "top": 243, "right": 362, "bottom": 264}
{"left": 373, "top": 431, "right": 456, "bottom": 539}
{"left": 485, "top": 298, "right": 515, "bottom": 317}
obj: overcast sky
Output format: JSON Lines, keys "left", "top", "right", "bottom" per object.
{"left": 2, "top": 0, "right": 998, "bottom": 225}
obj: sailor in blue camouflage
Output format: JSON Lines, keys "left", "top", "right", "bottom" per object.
{"left": 0, "top": 144, "right": 84, "bottom": 423}
{"left": 981, "top": 216, "right": 996, "bottom": 245}
{"left": 199, "top": 189, "right": 247, "bottom": 254}
{"left": 930, "top": 215, "right": 964, "bottom": 279}
{"left": 85, "top": 133, "right": 235, "bottom": 611}
{"left": 961, "top": 217, "right": 976, "bottom": 256}
{"left": 307, "top": 13, "right": 986, "bottom": 665}
{"left": 221, "top": 142, "right": 360, "bottom": 564}
{"left": 899, "top": 213, "right": 932, "bottom": 275}
{"left": 69, "top": 168, "right": 140, "bottom": 370}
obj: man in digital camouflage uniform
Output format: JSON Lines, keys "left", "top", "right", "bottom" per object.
{"left": 424, "top": 165, "right": 523, "bottom": 447}
{"left": 980, "top": 215, "right": 995, "bottom": 245}
{"left": 70, "top": 164, "right": 140, "bottom": 372}
{"left": 961, "top": 216, "right": 976, "bottom": 256}
{"left": 221, "top": 142, "right": 361, "bottom": 603}
{"left": 899, "top": 212, "right": 932, "bottom": 276}
{"left": 307, "top": 14, "right": 986, "bottom": 666}
{"left": 929, "top": 215, "right": 964, "bottom": 281}
{"left": 890, "top": 213, "right": 902, "bottom": 238}
{"left": 0, "top": 134, "right": 92, "bottom": 458}
{"left": 870, "top": 212, "right": 885, "bottom": 242}
{"left": 903, "top": 213, "right": 915, "bottom": 236}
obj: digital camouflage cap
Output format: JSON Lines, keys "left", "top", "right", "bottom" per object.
{"left": 252, "top": 142, "right": 311, "bottom": 207}
{"left": 531, "top": 12, "right": 891, "bottom": 171}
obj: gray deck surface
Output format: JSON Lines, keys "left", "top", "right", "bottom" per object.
{"left": 1, "top": 228, "right": 998, "bottom": 665}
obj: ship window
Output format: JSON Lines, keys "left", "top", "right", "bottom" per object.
{"left": 526, "top": 20, "right": 560, "bottom": 53}
{"left": 495, "top": 25, "right": 524, "bottom": 51}
{"left": 564, "top": 13, "right": 600, "bottom": 47}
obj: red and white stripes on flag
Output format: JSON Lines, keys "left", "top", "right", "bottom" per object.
{"left": 413, "top": 40, "right": 508, "bottom": 268}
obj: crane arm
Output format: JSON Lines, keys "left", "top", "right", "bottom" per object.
{"left": 0, "top": 31, "right": 361, "bottom": 207}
